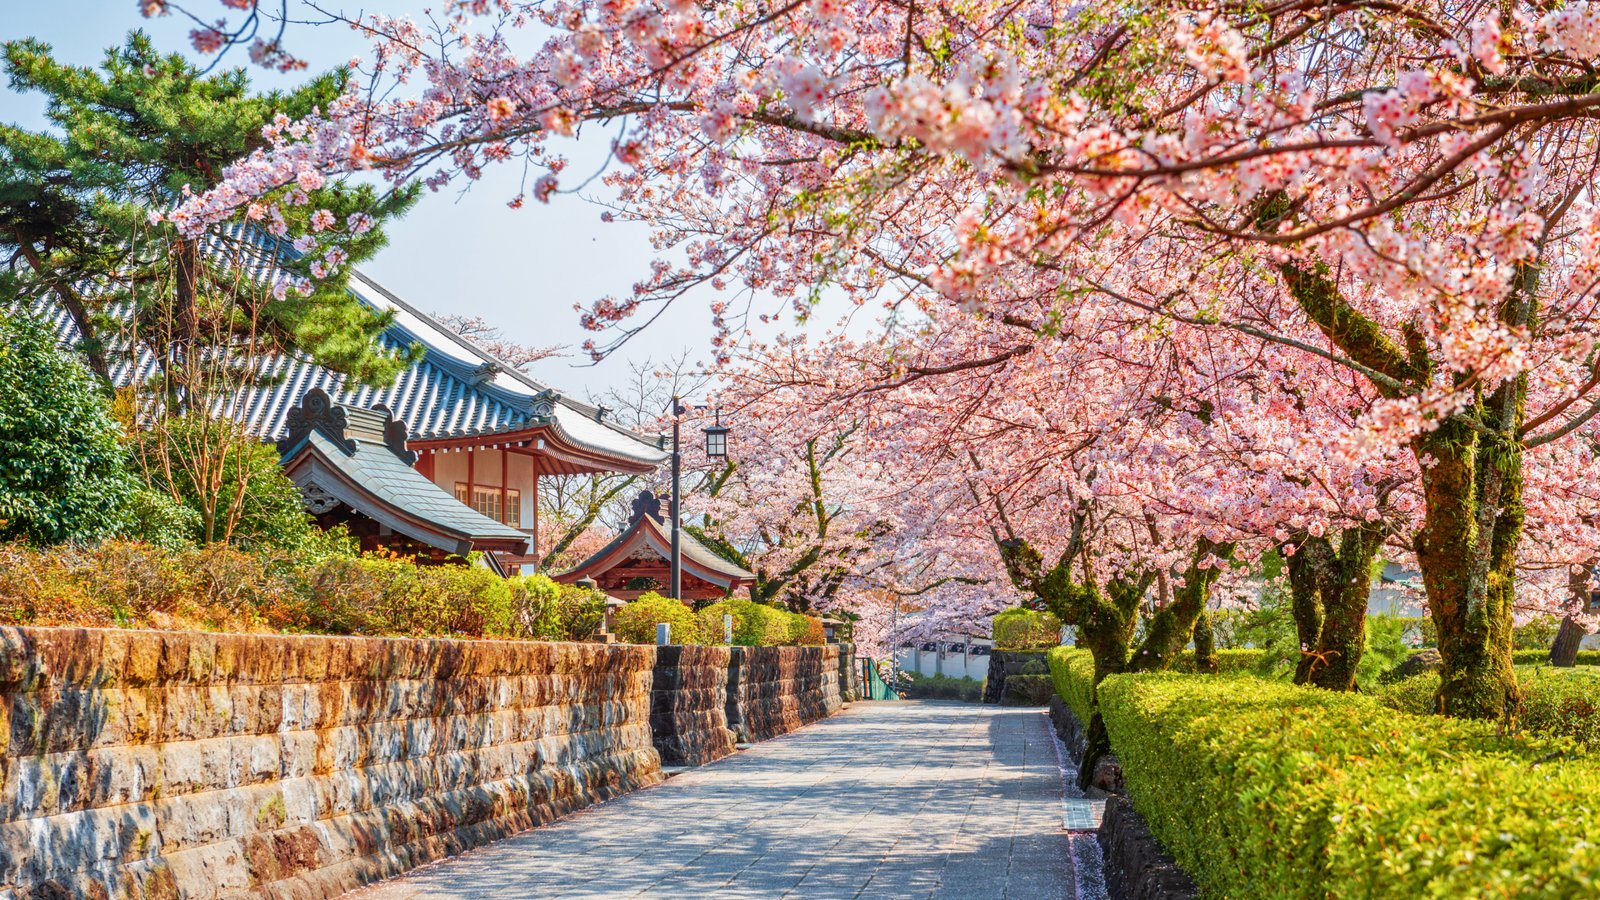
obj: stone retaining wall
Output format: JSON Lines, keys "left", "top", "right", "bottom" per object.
{"left": 0, "top": 627, "right": 662, "bottom": 899}
{"left": 734, "top": 646, "right": 842, "bottom": 743}
{"left": 650, "top": 645, "right": 736, "bottom": 767}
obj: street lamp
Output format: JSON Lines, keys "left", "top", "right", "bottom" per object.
{"left": 703, "top": 408, "right": 729, "bottom": 459}
{"left": 668, "top": 398, "right": 731, "bottom": 601}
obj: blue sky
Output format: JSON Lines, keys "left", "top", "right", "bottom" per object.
{"left": 0, "top": 1, "right": 750, "bottom": 396}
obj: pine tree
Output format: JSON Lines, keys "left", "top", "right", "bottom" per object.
{"left": 0, "top": 31, "right": 421, "bottom": 394}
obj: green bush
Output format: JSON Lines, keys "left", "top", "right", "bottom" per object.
{"left": 0, "top": 312, "right": 139, "bottom": 545}
{"left": 1514, "top": 616, "right": 1563, "bottom": 650}
{"left": 992, "top": 607, "right": 1062, "bottom": 650}
{"left": 613, "top": 591, "right": 702, "bottom": 644}
{"left": 1379, "top": 666, "right": 1600, "bottom": 748}
{"left": 1003, "top": 674, "right": 1054, "bottom": 705}
{"left": 0, "top": 540, "right": 600, "bottom": 641}
{"left": 1170, "top": 648, "right": 1267, "bottom": 674}
{"left": 1099, "top": 672, "right": 1600, "bottom": 898}
{"left": 695, "top": 598, "right": 821, "bottom": 646}
{"left": 506, "top": 574, "right": 606, "bottom": 642}
{"left": 1048, "top": 646, "right": 1096, "bottom": 723}
{"left": 1512, "top": 648, "right": 1600, "bottom": 666}
{"left": 897, "top": 672, "right": 983, "bottom": 702}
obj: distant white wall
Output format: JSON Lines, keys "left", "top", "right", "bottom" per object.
{"left": 894, "top": 640, "right": 992, "bottom": 681}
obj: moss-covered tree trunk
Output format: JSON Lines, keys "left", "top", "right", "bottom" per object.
{"left": 1282, "top": 526, "right": 1384, "bottom": 691}
{"left": 1192, "top": 609, "right": 1219, "bottom": 674}
{"left": 1282, "top": 257, "right": 1526, "bottom": 717}
{"left": 1126, "top": 538, "right": 1236, "bottom": 673}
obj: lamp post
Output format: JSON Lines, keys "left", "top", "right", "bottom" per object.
{"left": 667, "top": 398, "right": 730, "bottom": 601}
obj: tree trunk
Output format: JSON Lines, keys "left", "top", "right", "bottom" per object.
{"left": 1192, "top": 609, "right": 1219, "bottom": 673}
{"left": 1128, "top": 538, "right": 1236, "bottom": 672}
{"left": 1550, "top": 563, "right": 1594, "bottom": 667}
{"left": 1284, "top": 537, "right": 1329, "bottom": 684}
{"left": 170, "top": 236, "right": 202, "bottom": 412}
{"left": 16, "top": 240, "right": 112, "bottom": 387}
{"left": 1306, "top": 525, "right": 1382, "bottom": 691}
{"left": 1412, "top": 415, "right": 1521, "bottom": 718}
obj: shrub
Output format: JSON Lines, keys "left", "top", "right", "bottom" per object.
{"left": 1003, "top": 674, "right": 1054, "bottom": 705}
{"left": 1512, "top": 648, "right": 1600, "bottom": 666}
{"left": 1099, "top": 672, "right": 1600, "bottom": 898}
{"left": 791, "top": 613, "right": 826, "bottom": 645}
{"left": 613, "top": 591, "right": 701, "bottom": 644}
{"left": 697, "top": 598, "right": 792, "bottom": 645}
{"left": 897, "top": 672, "right": 983, "bottom": 702}
{"left": 0, "top": 312, "right": 138, "bottom": 545}
{"left": 1048, "top": 646, "right": 1096, "bottom": 723}
{"left": 1514, "top": 616, "right": 1563, "bottom": 650}
{"left": 1380, "top": 666, "right": 1600, "bottom": 748}
{"left": 1169, "top": 648, "right": 1267, "bottom": 674}
{"left": 992, "top": 607, "right": 1062, "bottom": 650}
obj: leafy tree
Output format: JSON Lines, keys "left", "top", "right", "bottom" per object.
{"left": 0, "top": 312, "right": 137, "bottom": 544}
{"left": 127, "top": 411, "right": 325, "bottom": 551}
{"left": 0, "top": 31, "right": 420, "bottom": 393}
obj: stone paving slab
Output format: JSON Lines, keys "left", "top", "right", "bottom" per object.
{"left": 351, "top": 701, "right": 1082, "bottom": 899}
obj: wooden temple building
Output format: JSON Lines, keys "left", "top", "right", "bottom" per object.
{"left": 47, "top": 240, "right": 669, "bottom": 575}
{"left": 555, "top": 491, "right": 755, "bottom": 600}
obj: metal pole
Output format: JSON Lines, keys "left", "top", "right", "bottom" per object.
{"left": 670, "top": 396, "right": 682, "bottom": 601}
{"left": 889, "top": 591, "right": 900, "bottom": 690}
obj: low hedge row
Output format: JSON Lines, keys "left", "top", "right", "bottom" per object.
{"left": 1098, "top": 673, "right": 1600, "bottom": 897}
{"left": 1048, "top": 646, "right": 1096, "bottom": 723}
{"left": 1047, "top": 646, "right": 1271, "bottom": 726}
{"left": 1379, "top": 666, "right": 1600, "bottom": 747}
{"left": 1510, "top": 648, "right": 1600, "bottom": 667}
{"left": 610, "top": 592, "right": 825, "bottom": 647}
{"left": 0, "top": 539, "right": 605, "bottom": 640}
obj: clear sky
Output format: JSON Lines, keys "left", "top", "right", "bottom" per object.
{"left": 0, "top": 1, "right": 766, "bottom": 397}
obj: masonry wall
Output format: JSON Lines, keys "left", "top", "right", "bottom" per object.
{"left": 733, "top": 646, "right": 843, "bottom": 743}
{"left": 0, "top": 627, "right": 662, "bottom": 900}
{"left": 649, "top": 645, "right": 736, "bottom": 767}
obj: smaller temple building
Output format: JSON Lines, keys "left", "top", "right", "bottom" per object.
{"left": 277, "top": 388, "right": 530, "bottom": 573}
{"left": 556, "top": 491, "right": 755, "bottom": 601}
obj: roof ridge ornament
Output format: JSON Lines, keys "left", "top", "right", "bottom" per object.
{"left": 530, "top": 389, "right": 560, "bottom": 420}
{"left": 631, "top": 490, "right": 667, "bottom": 525}
{"left": 372, "top": 403, "right": 419, "bottom": 465}
{"left": 278, "top": 388, "right": 355, "bottom": 455}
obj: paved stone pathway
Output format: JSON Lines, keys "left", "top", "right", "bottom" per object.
{"left": 354, "top": 701, "right": 1084, "bottom": 899}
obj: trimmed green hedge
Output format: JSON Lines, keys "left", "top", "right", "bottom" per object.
{"left": 1511, "top": 649, "right": 1600, "bottom": 667}
{"left": 1099, "top": 673, "right": 1600, "bottom": 897}
{"left": 1170, "top": 648, "right": 1268, "bottom": 674}
{"left": 1379, "top": 666, "right": 1600, "bottom": 747}
{"left": 1048, "top": 646, "right": 1096, "bottom": 723}
{"left": 993, "top": 606, "right": 1062, "bottom": 650}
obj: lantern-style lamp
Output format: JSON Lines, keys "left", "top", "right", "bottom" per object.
{"left": 703, "top": 408, "right": 730, "bottom": 459}
{"left": 821, "top": 615, "right": 843, "bottom": 643}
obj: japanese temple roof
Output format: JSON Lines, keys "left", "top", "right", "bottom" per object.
{"left": 43, "top": 225, "right": 669, "bottom": 471}
{"left": 556, "top": 491, "right": 755, "bottom": 590}
{"left": 277, "top": 388, "right": 530, "bottom": 558}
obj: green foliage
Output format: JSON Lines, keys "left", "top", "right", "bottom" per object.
{"left": 0, "top": 540, "right": 599, "bottom": 640}
{"left": 1380, "top": 666, "right": 1600, "bottom": 748}
{"left": 128, "top": 413, "right": 324, "bottom": 551}
{"left": 696, "top": 597, "right": 821, "bottom": 646}
{"left": 613, "top": 591, "right": 703, "bottom": 645}
{"left": 0, "top": 312, "right": 138, "bottom": 544}
{"left": 0, "top": 32, "right": 420, "bottom": 386}
{"left": 1048, "top": 646, "right": 1097, "bottom": 724}
{"left": 507, "top": 574, "right": 606, "bottom": 642}
{"left": 896, "top": 672, "right": 983, "bottom": 702}
{"left": 1512, "top": 649, "right": 1600, "bottom": 666}
{"left": 1355, "top": 613, "right": 1415, "bottom": 687}
{"left": 1169, "top": 648, "right": 1268, "bottom": 674}
{"left": 1099, "top": 672, "right": 1600, "bottom": 898}
{"left": 1514, "top": 616, "right": 1563, "bottom": 650}
{"left": 992, "top": 606, "right": 1062, "bottom": 650}
{"left": 1003, "top": 674, "right": 1054, "bottom": 705}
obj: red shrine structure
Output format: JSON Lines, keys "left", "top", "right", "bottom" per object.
{"left": 555, "top": 491, "right": 755, "bottom": 601}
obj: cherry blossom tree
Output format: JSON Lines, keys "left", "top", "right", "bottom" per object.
{"left": 163, "top": 0, "right": 1600, "bottom": 717}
